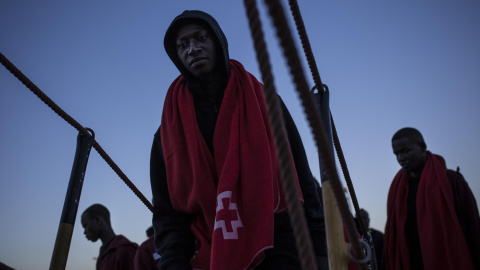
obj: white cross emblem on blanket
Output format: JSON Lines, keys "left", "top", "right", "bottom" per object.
{"left": 214, "top": 191, "right": 243, "bottom": 239}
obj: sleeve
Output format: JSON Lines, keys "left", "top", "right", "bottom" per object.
{"left": 448, "top": 170, "right": 480, "bottom": 269}
{"left": 150, "top": 127, "right": 196, "bottom": 270}
{"left": 278, "top": 96, "right": 327, "bottom": 257}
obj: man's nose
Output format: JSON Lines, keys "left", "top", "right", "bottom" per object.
{"left": 187, "top": 40, "right": 200, "bottom": 55}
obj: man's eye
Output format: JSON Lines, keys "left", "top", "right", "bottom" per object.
{"left": 199, "top": 35, "right": 207, "bottom": 41}
{"left": 177, "top": 43, "right": 187, "bottom": 49}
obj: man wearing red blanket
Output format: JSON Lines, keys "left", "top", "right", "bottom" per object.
{"left": 81, "top": 204, "right": 139, "bottom": 270}
{"left": 384, "top": 127, "right": 480, "bottom": 270}
{"left": 150, "top": 10, "right": 327, "bottom": 270}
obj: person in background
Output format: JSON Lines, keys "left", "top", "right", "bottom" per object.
{"left": 150, "top": 10, "right": 326, "bottom": 270}
{"left": 81, "top": 203, "right": 138, "bottom": 270}
{"left": 384, "top": 127, "right": 480, "bottom": 270}
{"left": 354, "top": 208, "right": 384, "bottom": 266}
{"left": 134, "top": 226, "right": 160, "bottom": 270}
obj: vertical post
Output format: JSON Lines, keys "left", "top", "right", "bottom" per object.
{"left": 313, "top": 86, "right": 349, "bottom": 270}
{"left": 49, "top": 129, "right": 95, "bottom": 270}
{"left": 313, "top": 86, "right": 335, "bottom": 183}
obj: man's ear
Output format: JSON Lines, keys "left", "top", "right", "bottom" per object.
{"left": 94, "top": 216, "right": 103, "bottom": 226}
{"left": 420, "top": 142, "right": 427, "bottom": 152}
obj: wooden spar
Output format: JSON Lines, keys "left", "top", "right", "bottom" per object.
{"left": 50, "top": 129, "right": 95, "bottom": 270}
{"left": 323, "top": 181, "right": 350, "bottom": 270}
{"left": 312, "top": 89, "right": 352, "bottom": 270}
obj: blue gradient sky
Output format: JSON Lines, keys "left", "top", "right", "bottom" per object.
{"left": 1, "top": 1, "right": 479, "bottom": 269}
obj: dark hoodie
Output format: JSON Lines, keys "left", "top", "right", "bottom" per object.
{"left": 150, "top": 10, "right": 326, "bottom": 270}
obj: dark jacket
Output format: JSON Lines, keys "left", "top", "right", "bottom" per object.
{"left": 151, "top": 10, "right": 326, "bottom": 270}
{"left": 445, "top": 170, "right": 480, "bottom": 269}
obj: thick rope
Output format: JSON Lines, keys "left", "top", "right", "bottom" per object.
{"left": 262, "top": 0, "right": 367, "bottom": 265}
{"left": 243, "top": 0, "right": 318, "bottom": 269}
{"left": 0, "top": 51, "right": 154, "bottom": 213}
{"left": 287, "top": 0, "right": 323, "bottom": 91}
{"left": 287, "top": 1, "right": 373, "bottom": 267}
{"left": 287, "top": 0, "right": 369, "bottom": 241}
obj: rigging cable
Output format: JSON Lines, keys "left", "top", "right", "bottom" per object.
{"left": 255, "top": 0, "right": 368, "bottom": 268}
{"left": 287, "top": 0, "right": 370, "bottom": 242}
{"left": 0, "top": 51, "right": 154, "bottom": 213}
{"left": 243, "top": 0, "right": 318, "bottom": 269}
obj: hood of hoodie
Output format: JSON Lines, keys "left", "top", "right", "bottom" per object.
{"left": 164, "top": 10, "right": 230, "bottom": 84}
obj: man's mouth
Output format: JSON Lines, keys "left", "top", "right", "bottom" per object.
{"left": 400, "top": 163, "right": 410, "bottom": 170}
{"left": 189, "top": 57, "right": 206, "bottom": 66}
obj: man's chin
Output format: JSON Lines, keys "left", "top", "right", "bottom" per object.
{"left": 402, "top": 168, "right": 416, "bottom": 176}
{"left": 86, "top": 237, "right": 99, "bottom": 242}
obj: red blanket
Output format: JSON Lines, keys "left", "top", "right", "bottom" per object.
{"left": 385, "top": 152, "right": 474, "bottom": 270}
{"left": 97, "top": 235, "right": 138, "bottom": 270}
{"left": 161, "top": 60, "right": 302, "bottom": 270}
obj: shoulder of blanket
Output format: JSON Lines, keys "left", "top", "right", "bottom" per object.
{"left": 112, "top": 235, "right": 139, "bottom": 249}
{"left": 446, "top": 167, "right": 466, "bottom": 183}
{"left": 445, "top": 167, "right": 476, "bottom": 196}
{"left": 166, "top": 75, "right": 186, "bottom": 93}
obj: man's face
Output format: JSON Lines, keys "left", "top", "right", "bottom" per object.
{"left": 392, "top": 137, "right": 427, "bottom": 178}
{"left": 81, "top": 213, "right": 101, "bottom": 242}
{"left": 175, "top": 23, "right": 218, "bottom": 79}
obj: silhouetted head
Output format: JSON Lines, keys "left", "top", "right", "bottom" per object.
{"left": 392, "top": 127, "right": 427, "bottom": 178}
{"left": 81, "top": 204, "right": 111, "bottom": 242}
{"left": 359, "top": 208, "right": 370, "bottom": 228}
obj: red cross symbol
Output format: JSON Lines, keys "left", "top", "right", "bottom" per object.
{"left": 214, "top": 191, "right": 243, "bottom": 239}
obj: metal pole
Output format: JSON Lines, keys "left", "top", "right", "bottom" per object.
{"left": 312, "top": 85, "right": 335, "bottom": 181}
{"left": 50, "top": 129, "right": 95, "bottom": 270}
{"left": 313, "top": 86, "right": 350, "bottom": 270}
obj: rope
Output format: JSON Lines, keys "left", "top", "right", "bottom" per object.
{"left": 287, "top": 0, "right": 369, "bottom": 242}
{"left": 0, "top": 51, "right": 154, "bottom": 213}
{"left": 287, "top": 0, "right": 323, "bottom": 91}
{"left": 261, "top": 0, "right": 367, "bottom": 267}
{"left": 287, "top": 1, "right": 374, "bottom": 267}
{"left": 243, "top": 0, "right": 318, "bottom": 269}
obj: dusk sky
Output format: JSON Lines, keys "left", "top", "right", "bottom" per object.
{"left": 1, "top": 1, "right": 479, "bottom": 269}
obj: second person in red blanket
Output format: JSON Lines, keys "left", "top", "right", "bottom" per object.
{"left": 384, "top": 127, "right": 480, "bottom": 270}
{"left": 150, "top": 10, "right": 327, "bottom": 270}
